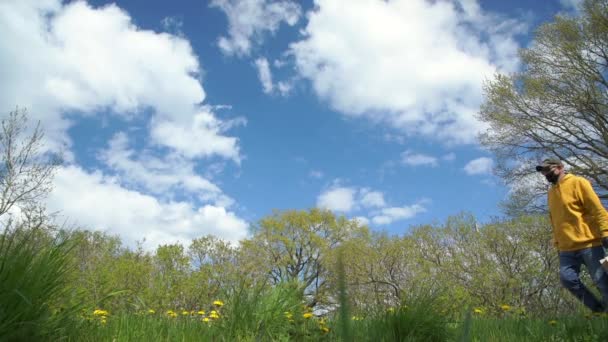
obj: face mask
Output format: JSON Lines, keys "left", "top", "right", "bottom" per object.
{"left": 545, "top": 172, "right": 559, "bottom": 184}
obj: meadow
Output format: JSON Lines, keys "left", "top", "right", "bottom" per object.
{"left": 2, "top": 224, "right": 608, "bottom": 341}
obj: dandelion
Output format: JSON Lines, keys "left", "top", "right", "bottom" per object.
{"left": 198, "top": 310, "right": 206, "bottom": 316}
{"left": 303, "top": 312, "right": 313, "bottom": 319}
{"left": 321, "top": 326, "right": 330, "bottom": 333}
{"left": 213, "top": 300, "right": 224, "bottom": 307}
{"left": 181, "top": 310, "right": 190, "bottom": 316}
{"left": 473, "top": 308, "right": 484, "bottom": 315}
{"left": 100, "top": 318, "right": 107, "bottom": 325}
{"left": 93, "top": 309, "right": 109, "bottom": 316}
{"left": 202, "top": 317, "right": 210, "bottom": 323}
{"left": 500, "top": 304, "right": 511, "bottom": 312}
{"left": 209, "top": 310, "right": 220, "bottom": 319}
{"left": 548, "top": 320, "right": 558, "bottom": 326}
{"left": 148, "top": 309, "right": 155, "bottom": 314}
{"left": 166, "top": 310, "right": 178, "bottom": 318}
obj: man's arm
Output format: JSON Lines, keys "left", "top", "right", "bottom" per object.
{"left": 579, "top": 178, "right": 608, "bottom": 248}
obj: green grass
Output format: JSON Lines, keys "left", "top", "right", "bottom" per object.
{"left": 0, "top": 226, "right": 84, "bottom": 341}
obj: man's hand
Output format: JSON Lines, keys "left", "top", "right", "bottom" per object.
{"left": 603, "top": 237, "right": 608, "bottom": 249}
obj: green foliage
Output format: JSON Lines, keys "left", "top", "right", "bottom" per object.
{"left": 0, "top": 226, "right": 84, "bottom": 341}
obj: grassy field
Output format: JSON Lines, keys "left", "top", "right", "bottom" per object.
{"left": 3, "top": 226, "right": 608, "bottom": 341}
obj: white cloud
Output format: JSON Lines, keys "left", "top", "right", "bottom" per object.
{"left": 0, "top": 0, "right": 241, "bottom": 160}
{"left": 317, "top": 183, "right": 427, "bottom": 224}
{"left": 359, "top": 188, "right": 386, "bottom": 208}
{"left": 99, "top": 132, "right": 234, "bottom": 207}
{"left": 255, "top": 58, "right": 274, "bottom": 94}
{"left": 210, "top": 0, "right": 301, "bottom": 56}
{"left": 317, "top": 186, "right": 356, "bottom": 212}
{"left": 352, "top": 216, "right": 369, "bottom": 226}
{"left": 150, "top": 110, "right": 243, "bottom": 162}
{"left": 289, "top": 0, "right": 525, "bottom": 144}
{"left": 371, "top": 202, "right": 427, "bottom": 225}
{"left": 464, "top": 157, "right": 493, "bottom": 175}
{"left": 401, "top": 151, "right": 439, "bottom": 167}
{"left": 47, "top": 166, "right": 249, "bottom": 250}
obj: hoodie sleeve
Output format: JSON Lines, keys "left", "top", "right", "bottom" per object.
{"left": 579, "top": 177, "right": 608, "bottom": 237}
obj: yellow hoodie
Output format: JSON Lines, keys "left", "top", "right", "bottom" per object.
{"left": 549, "top": 174, "right": 608, "bottom": 251}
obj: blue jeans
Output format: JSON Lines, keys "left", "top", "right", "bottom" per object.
{"left": 559, "top": 246, "right": 608, "bottom": 312}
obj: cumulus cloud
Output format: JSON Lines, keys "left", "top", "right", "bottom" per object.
{"left": 317, "top": 184, "right": 426, "bottom": 225}
{"left": 317, "top": 187, "right": 356, "bottom": 212}
{"left": 99, "top": 133, "right": 235, "bottom": 207}
{"left": 289, "top": 0, "right": 525, "bottom": 144}
{"left": 401, "top": 151, "right": 439, "bottom": 167}
{"left": 0, "top": 1, "right": 246, "bottom": 247}
{"left": 464, "top": 157, "right": 493, "bottom": 175}
{"left": 210, "top": 0, "right": 301, "bottom": 56}
{"left": 47, "top": 166, "right": 249, "bottom": 250}
{"left": 371, "top": 202, "right": 427, "bottom": 225}
{"left": 359, "top": 188, "right": 386, "bottom": 208}
{"left": 0, "top": 0, "right": 241, "bottom": 160}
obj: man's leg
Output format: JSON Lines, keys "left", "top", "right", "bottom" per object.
{"left": 581, "top": 246, "right": 608, "bottom": 310}
{"left": 560, "top": 250, "right": 604, "bottom": 312}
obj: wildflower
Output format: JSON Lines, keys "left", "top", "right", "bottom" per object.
{"left": 321, "top": 326, "right": 330, "bottom": 333}
{"left": 93, "top": 309, "right": 109, "bottom": 316}
{"left": 166, "top": 310, "right": 177, "bottom": 318}
{"left": 198, "top": 310, "right": 206, "bottom": 316}
{"left": 181, "top": 310, "right": 190, "bottom": 316}
{"left": 303, "top": 312, "right": 313, "bottom": 319}
{"left": 100, "top": 318, "right": 107, "bottom": 325}
{"left": 202, "top": 317, "right": 210, "bottom": 322}
{"left": 548, "top": 320, "right": 558, "bottom": 326}
{"left": 148, "top": 309, "right": 155, "bottom": 314}
{"left": 209, "top": 310, "right": 220, "bottom": 319}
{"left": 351, "top": 315, "right": 362, "bottom": 321}
{"left": 284, "top": 311, "right": 293, "bottom": 319}
{"left": 473, "top": 308, "right": 484, "bottom": 315}
{"left": 500, "top": 304, "right": 511, "bottom": 312}
{"left": 213, "top": 300, "right": 224, "bottom": 307}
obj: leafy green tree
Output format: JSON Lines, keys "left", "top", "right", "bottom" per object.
{"left": 239, "top": 208, "right": 367, "bottom": 308}
{"left": 152, "top": 244, "right": 190, "bottom": 309}
{"left": 478, "top": 0, "right": 608, "bottom": 212}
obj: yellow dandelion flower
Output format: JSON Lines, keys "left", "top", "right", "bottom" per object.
{"left": 202, "top": 317, "right": 210, "bottom": 322}
{"left": 209, "top": 310, "right": 220, "bottom": 319}
{"left": 166, "top": 310, "right": 177, "bottom": 318}
{"left": 321, "top": 327, "right": 330, "bottom": 333}
{"left": 303, "top": 312, "right": 313, "bottom": 319}
{"left": 198, "top": 310, "right": 206, "bottom": 316}
{"left": 213, "top": 300, "right": 224, "bottom": 307}
{"left": 93, "top": 309, "right": 109, "bottom": 316}
{"left": 500, "top": 304, "right": 511, "bottom": 311}
{"left": 148, "top": 309, "right": 155, "bottom": 314}
{"left": 181, "top": 311, "right": 189, "bottom": 316}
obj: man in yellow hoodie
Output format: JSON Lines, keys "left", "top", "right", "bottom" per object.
{"left": 536, "top": 158, "right": 608, "bottom": 312}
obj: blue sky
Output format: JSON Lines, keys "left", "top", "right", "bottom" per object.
{"left": 0, "top": 0, "right": 580, "bottom": 249}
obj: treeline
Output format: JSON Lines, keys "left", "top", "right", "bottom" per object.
{"left": 33, "top": 209, "right": 579, "bottom": 318}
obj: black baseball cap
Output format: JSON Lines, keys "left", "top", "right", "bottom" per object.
{"left": 535, "top": 158, "right": 563, "bottom": 172}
